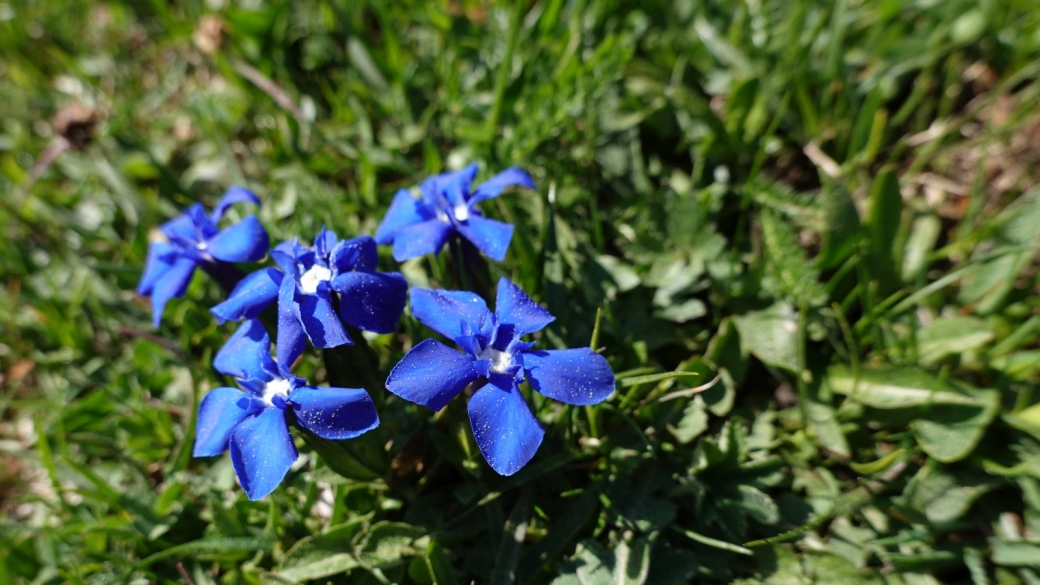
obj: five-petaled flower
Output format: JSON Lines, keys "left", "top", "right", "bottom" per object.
{"left": 210, "top": 228, "right": 408, "bottom": 357}
{"left": 137, "top": 186, "right": 269, "bottom": 327}
{"left": 374, "top": 164, "right": 535, "bottom": 262}
{"left": 386, "top": 278, "right": 614, "bottom": 475}
{"left": 193, "top": 318, "right": 379, "bottom": 500}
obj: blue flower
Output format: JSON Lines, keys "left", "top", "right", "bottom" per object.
{"left": 386, "top": 278, "right": 614, "bottom": 475}
{"left": 137, "top": 186, "right": 269, "bottom": 327}
{"left": 210, "top": 228, "right": 408, "bottom": 355}
{"left": 374, "top": 164, "right": 535, "bottom": 262}
{"left": 194, "top": 318, "right": 379, "bottom": 501}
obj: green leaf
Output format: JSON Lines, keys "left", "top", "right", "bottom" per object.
{"left": 617, "top": 371, "right": 700, "bottom": 388}
{"left": 807, "top": 378, "right": 850, "bottom": 458}
{"left": 911, "top": 397, "right": 1000, "bottom": 463}
{"left": 866, "top": 169, "right": 903, "bottom": 294}
{"left": 849, "top": 449, "right": 905, "bottom": 475}
{"left": 828, "top": 366, "right": 1000, "bottom": 462}
{"left": 737, "top": 485, "right": 780, "bottom": 525}
{"left": 906, "top": 467, "right": 994, "bottom": 524}
{"left": 990, "top": 539, "right": 1040, "bottom": 567}
{"left": 817, "top": 184, "right": 862, "bottom": 270}
{"left": 671, "top": 396, "right": 708, "bottom": 444}
{"left": 490, "top": 491, "right": 532, "bottom": 585}
{"left": 550, "top": 540, "right": 614, "bottom": 585}
{"left": 276, "top": 520, "right": 368, "bottom": 582}
{"left": 758, "top": 209, "right": 827, "bottom": 306}
{"left": 355, "top": 522, "right": 428, "bottom": 568}
{"left": 916, "top": 316, "right": 993, "bottom": 365}
{"left": 408, "top": 540, "right": 459, "bottom": 585}
{"left": 733, "top": 303, "right": 800, "bottom": 372}
{"left": 136, "top": 534, "right": 277, "bottom": 569}
{"left": 614, "top": 535, "right": 653, "bottom": 585}
{"left": 517, "top": 490, "right": 600, "bottom": 585}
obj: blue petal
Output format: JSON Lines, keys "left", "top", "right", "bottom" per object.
{"left": 332, "top": 235, "right": 378, "bottom": 274}
{"left": 290, "top": 386, "right": 379, "bottom": 440}
{"left": 494, "top": 277, "right": 555, "bottom": 335}
{"left": 193, "top": 387, "right": 260, "bottom": 457}
{"left": 313, "top": 226, "right": 339, "bottom": 261}
{"left": 211, "top": 268, "right": 284, "bottom": 324}
{"left": 469, "top": 167, "right": 536, "bottom": 204}
{"left": 296, "top": 282, "right": 352, "bottom": 348}
{"left": 330, "top": 271, "right": 407, "bottom": 334}
{"left": 391, "top": 220, "right": 454, "bottom": 261}
{"left": 385, "top": 339, "right": 479, "bottom": 411}
{"left": 206, "top": 215, "right": 270, "bottom": 263}
{"left": 271, "top": 239, "right": 311, "bottom": 275}
{"left": 150, "top": 255, "right": 198, "bottom": 327}
{"left": 438, "top": 164, "right": 479, "bottom": 207}
{"left": 410, "top": 287, "right": 491, "bottom": 342}
{"left": 523, "top": 348, "right": 615, "bottom": 406}
{"left": 230, "top": 407, "right": 298, "bottom": 501}
{"left": 214, "top": 318, "right": 278, "bottom": 381}
{"left": 375, "top": 189, "right": 430, "bottom": 245}
{"left": 138, "top": 242, "right": 178, "bottom": 296}
{"left": 160, "top": 211, "right": 198, "bottom": 243}
{"left": 276, "top": 276, "right": 307, "bottom": 375}
{"left": 457, "top": 216, "right": 514, "bottom": 262}
{"left": 467, "top": 374, "right": 544, "bottom": 476}
{"left": 210, "top": 185, "right": 261, "bottom": 222}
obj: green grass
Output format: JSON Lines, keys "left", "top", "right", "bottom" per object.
{"left": 3, "top": 0, "right": 1040, "bottom": 583}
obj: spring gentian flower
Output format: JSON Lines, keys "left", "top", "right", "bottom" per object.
{"left": 210, "top": 228, "right": 407, "bottom": 355}
{"left": 386, "top": 278, "right": 614, "bottom": 475}
{"left": 137, "top": 186, "right": 269, "bottom": 327}
{"left": 194, "top": 318, "right": 379, "bottom": 500}
{"left": 374, "top": 164, "right": 535, "bottom": 262}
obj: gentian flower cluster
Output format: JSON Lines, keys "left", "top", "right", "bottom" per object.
{"left": 137, "top": 186, "right": 269, "bottom": 327}
{"left": 211, "top": 228, "right": 407, "bottom": 354}
{"left": 375, "top": 163, "right": 535, "bottom": 262}
{"left": 195, "top": 319, "right": 379, "bottom": 500}
{"left": 386, "top": 278, "right": 615, "bottom": 475}
{"left": 139, "top": 164, "right": 613, "bottom": 498}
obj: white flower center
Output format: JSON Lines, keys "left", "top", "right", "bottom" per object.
{"left": 299, "top": 264, "right": 333, "bottom": 294}
{"left": 453, "top": 204, "right": 470, "bottom": 222}
{"left": 478, "top": 347, "right": 514, "bottom": 374}
{"left": 261, "top": 377, "right": 292, "bottom": 407}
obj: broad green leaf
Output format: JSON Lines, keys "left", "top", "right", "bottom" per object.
{"left": 906, "top": 467, "right": 995, "bottom": 524}
{"left": 550, "top": 540, "right": 613, "bottom": 585}
{"left": 408, "top": 540, "right": 459, "bottom": 585}
{"left": 671, "top": 396, "right": 708, "bottom": 444}
{"left": 916, "top": 316, "right": 993, "bottom": 365}
{"left": 614, "top": 535, "right": 653, "bottom": 585}
{"left": 277, "top": 520, "right": 368, "bottom": 582}
{"left": 959, "top": 188, "right": 1040, "bottom": 314}
{"left": 1005, "top": 403, "right": 1040, "bottom": 440}
{"left": 737, "top": 485, "right": 780, "bottom": 525}
{"left": 355, "top": 522, "right": 428, "bottom": 568}
{"left": 990, "top": 539, "right": 1040, "bottom": 567}
{"left": 828, "top": 366, "right": 1000, "bottom": 461}
{"left": 911, "top": 395, "right": 1000, "bottom": 462}
{"left": 807, "top": 378, "right": 850, "bottom": 457}
{"left": 827, "top": 366, "right": 980, "bottom": 408}
{"left": 733, "top": 303, "right": 799, "bottom": 372}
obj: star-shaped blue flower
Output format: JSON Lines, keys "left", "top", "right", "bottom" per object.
{"left": 386, "top": 278, "right": 615, "bottom": 475}
{"left": 374, "top": 164, "right": 535, "bottom": 262}
{"left": 194, "top": 318, "right": 379, "bottom": 501}
{"left": 210, "top": 228, "right": 408, "bottom": 356}
{"left": 137, "top": 186, "right": 269, "bottom": 327}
